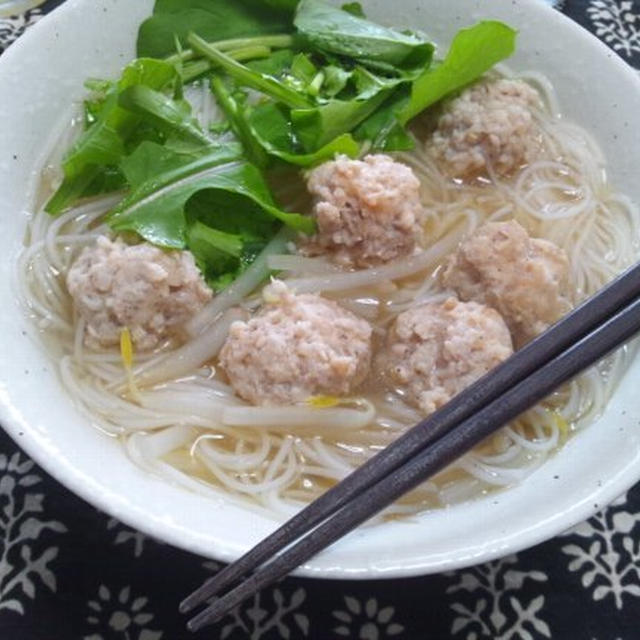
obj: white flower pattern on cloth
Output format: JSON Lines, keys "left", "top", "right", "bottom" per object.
{"left": 0, "top": 8, "right": 42, "bottom": 53}
{"left": 217, "top": 586, "right": 310, "bottom": 639}
{"left": 0, "top": 452, "right": 67, "bottom": 616}
{"left": 561, "top": 491, "right": 640, "bottom": 609}
{"left": 84, "top": 584, "right": 163, "bottom": 640}
{"left": 193, "top": 559, "right": 311, "bottom": 638}
{"left": 587, "top": 0, "right": 640, "bottom": 59}
{"left": 106, "top": 517, "right": 150, "bottom": 558}
{"left": 332, "top": 596, "right": 404, "bottom": 639}
{"left": 446, "top": 555, "right": 551, "bottom": 639}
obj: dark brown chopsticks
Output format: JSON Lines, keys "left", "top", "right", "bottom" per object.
{"left": 181, "top": 261, "right": 640, "bottom": 632}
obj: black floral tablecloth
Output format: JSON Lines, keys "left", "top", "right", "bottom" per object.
{"left": 2, "top": 1, "right": 640, "bottom": 638}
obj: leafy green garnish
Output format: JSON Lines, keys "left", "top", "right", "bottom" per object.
{"left": 47, "top": 0, "right": 520, "bottom": 295}
{"left": 46, "top": 59, "right": 178, "bottom": 214}
{"left": 209, "top": 77, "right": 270, "bottom": 168}
{"left": 248, "top": 102, "right": 360, "bottom": 165}
{"left": 398, "top": 21, "right": 517, "bottom": 124}
{"left": 294, "top": 0, "right": 434, "bottom": 71}
{"left": 211, "top": 77, "right": 359, "bottom": 166}
{"left": 291, "top": 88, "right": 391, "bottom": 151}
{"left": 137, "top": 0, "right": 295, "bottom": 59}
{"left": 186, "top": 220, "right": 266, "bottom": 289}
{"left": 322, "top": 65, "right": 353, "bottom": 97}
{"left": 132, "top": 0, "right": 517, "bottom": 162}
{"left": 354, "top": 89, "right": 415, "bottom": 151}
{"left": 188, "top": 33, "right": 313, "bottom": 109}
{"left": 246, "top": 48, "right": 297, "bottom": 78}
{"left": 340, "top": 2, "right": 365, "bottom": 19}
{"left": 108, "top": 140, "right": 312, "bottom": 288}
{"left": 111, "top": 141, "right": 312, "bottom": 240}
{"left": 117, "top": 85, "right": 211, "bottom": 145}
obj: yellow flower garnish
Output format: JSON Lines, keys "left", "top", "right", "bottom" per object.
{"left": 120, "top": 327, "right": 134, "bottom": 371}
{"left": 553, "top": 411, "right": 570, "bottom": 442}
{"left": 120, "top": 327, "right": 139, "bottom": 400}
{"left": 307, "top": 395, "right": 340, "bottom": 409}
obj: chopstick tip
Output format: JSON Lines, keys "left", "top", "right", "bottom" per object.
{"left": 179, "top": 598, "right": 194, "bottom": 614}
{"left": 187, "top": 603, "right": 225, "bottom": 633}
{"left": 179, "top": 576, "right": 223, "bottom": 614}
{"left": 186, "top": 617, "right": 204, "bottom": 633}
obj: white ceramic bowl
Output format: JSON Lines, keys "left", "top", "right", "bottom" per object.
{"left": 1, "top": 0, "right": 640, "bottom": 579}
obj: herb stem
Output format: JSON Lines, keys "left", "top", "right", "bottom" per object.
{"left": 181, "top": 45, "right": 272, "bottom": 83}
{"left": 189, "top": 221, "right": 244, "bottom": 258}
{"left": 308, "top": 71, "right": 325, "bottom": 97}
{"left": 188, "top": 33, "right": 312, "bottom": 109}
{"left": 210, "top": 76, "right": 269, "bottom": 168}
{"left": 166, "top": 35, "right": 295, "bottom": 65}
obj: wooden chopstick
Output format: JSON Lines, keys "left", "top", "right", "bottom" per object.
{"left": 182, "top": 261, "right": 640, "bottom": 631}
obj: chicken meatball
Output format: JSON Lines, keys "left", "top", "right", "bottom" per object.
{"left": 304, "top": 154, "right": 424, "bottom": 267}
{"left": 219, "top": 280, "right": 372, "bottom": 405}
{"left": 378, "top": 298, "right": 513, "bottom": 416}
{"left": 67, "top": 236, "right": 212, "bottom": 350}
{"left": 441, "top": 220, "right": 570, "bottom": 346}
{"left": 431, "top": 79, "right": 542, "bottom": 178}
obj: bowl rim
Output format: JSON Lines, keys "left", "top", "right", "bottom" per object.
{"left": 2, "top": 0, "right": 640, "bottom": 580}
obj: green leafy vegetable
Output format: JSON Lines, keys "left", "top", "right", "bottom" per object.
{"left": 294, "top": 0, "right": 433, "bottom": 70}
{"left": 256, "top": 0, "right": 300, "bottom": 11}
{"left": 322, "top": 65, "right": 352, "bottom": 96}
{"left": 187, "top": 220, "right": 259, "bottom": 288}
{"left": 137, "top": 0, "right": 295, "bottom": 58}
{"left": 117, "top": 140, "right": 234, "bottom": 188}
{"left": 211, "top": 78, "right": 359, "bottom": 166}
{"left": 110, "top": 144, "right": 312, "bottom": 289}
{"left": 168, "top": 34, "right": 295, "bottom": 68}
{"left": 291, "top": 87, "right": 392, "bottom": 150}
{"left": 46, "top": 59, "right": 178, "bottom": 214}
{"left": 248, "top": 102, "right": 360, "bottom": 164}
{"left": 108, "top": 142, "right": 313, "bottom": 249}
{"left": 246, "top": 48, "right": 297, "bottom": 77}
{"left": 354, "top": 90, "right": 414, "bottom": 151}
{"left": 210, "top": 76, "right": 270, "bottom": 168}
{"left": 290, "top": 52, "right": 318, "bottom": 86}
{"left": 180, "top": 44, "right": 274, "bottom": 83}
{"left": 47, "top": 0, "right": 520, "bottom": 296}
{"left": 119, "top": 58, "right": 179, "bottom": 89}
{"left": 188, "top": 220, "right": 245, "bottom": 259}
{"left": 398, "top": 21, "right": 517, "bottom": 124}
{"left": 188, "top": 33, "right": 313, "bottom": 109}
{"left": 341, "top": 2, "right": 365, "bottom": 18}
{"left": 81, "top": 167, "right": 129, "bottom": 198}
{"left": 118, "top": 85, "right": 211, "bottom": 145}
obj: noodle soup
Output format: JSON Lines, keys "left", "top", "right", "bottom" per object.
{"left": 19, "top": 75, "right": 638, "bottom": 513}
{"left": 15, "top": 2, "right": 640, "bottom": 519}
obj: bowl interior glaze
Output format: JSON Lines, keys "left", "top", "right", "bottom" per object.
{"left": 1, "top": 0, "right": 639, "bottom": 578}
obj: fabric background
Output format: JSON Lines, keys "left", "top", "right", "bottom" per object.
{"left": 1, "top": 1, "right": 640, "bottom": 638}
